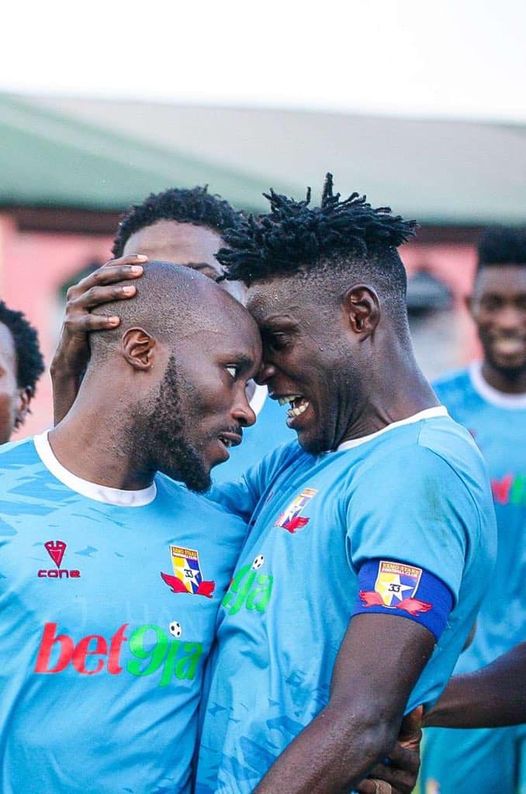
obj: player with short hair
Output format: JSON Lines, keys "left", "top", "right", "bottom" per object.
{"left": 52, "top": 185, "right": 293, "bottom": 480}
{"left": 0, "top": 299, "right": 44, "bottom": 444}
{"left": 49, "top": 177, "right": 496, "bottom": 793}
{"left": 422, "top": 225, "right": 526, "bottom": 793}
{"left": 0, "top": 262, "right": 261, "bottom": 792}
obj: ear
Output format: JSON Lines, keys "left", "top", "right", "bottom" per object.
{"left": 342, "top": 285, "right": 381, "bottom": 337}
{"left": 121, "top": 327, "right": 156, "bottom": 371}
{"left": 13, "top": 387, "right": 32, "bottom": 431}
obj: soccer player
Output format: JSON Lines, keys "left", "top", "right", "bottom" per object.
{"left": 0, "top": 262, "right": 261, "bottom": 792}
{"left": 0, "top": 299, "right": 44, "bottom": 443}
{"left": 55, "top": 177, "right": 497, "bottom": 793}
{"left": 52, "top": 186, "right": 293, "bottom": 481}
{"left": 421, "top": 225, "right": 526, "bottom": 793}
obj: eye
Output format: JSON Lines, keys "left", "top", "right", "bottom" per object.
{"left": 266, "top": 332, "right": 290, "bottom": 352}
{"left": 226, "top": 365, "right": 238, "bottom": 379}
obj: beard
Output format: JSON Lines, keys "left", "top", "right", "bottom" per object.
{"left": 134, "top": 356, "right": 211, "bottom": 493}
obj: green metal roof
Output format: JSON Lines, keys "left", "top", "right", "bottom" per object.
{"left": 0, "top": 94, "right": 269, "bottom": 212}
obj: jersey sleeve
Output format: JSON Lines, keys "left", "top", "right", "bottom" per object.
{"left": 207, "top": 441, "right": 305, "bottom": 522}
{"left": 347, "top": 445, "right": 481, "bottom": 634}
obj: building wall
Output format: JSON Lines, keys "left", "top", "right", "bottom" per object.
{"left": 0, "top": 212, "right": 481, "bottom": 443}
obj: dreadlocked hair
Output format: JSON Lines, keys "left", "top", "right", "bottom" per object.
{"left": 112, "top": 185, "right": 241, "bottom": 257}
{"left": 217, "top": 174, "right": 417, "bottom": 287}
{"left": 477, "top": 226, "right": 526, "bottom": 269}
{"left": 0, "top": 301, "right": 45, "bottom": 393}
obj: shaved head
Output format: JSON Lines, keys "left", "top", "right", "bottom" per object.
{"left": 89, "top": 260, "right": 253, "bottom": 363}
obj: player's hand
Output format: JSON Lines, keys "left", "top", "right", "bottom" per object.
{"left": 355, "top": 707, "right": 423, "bottom": 794}
{"left": 51, "top": 254, "right": 146, "bottom": 423}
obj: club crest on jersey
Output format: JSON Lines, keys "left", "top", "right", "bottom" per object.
{"left": 161, "top": 545, "right": 215, "bottom": 598}
{"left": 360, "top": 561, "right": 432, "bottom": 616}
{"left": 275, "top": 487, "right": 318, "bottom": 533}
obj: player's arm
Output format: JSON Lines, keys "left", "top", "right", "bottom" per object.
{"left": 254, "top": 613, "right": 435, "bottom": 794}
{"left": 425, "top": 642, "right": 526, "bottom": 729}
{"left": 51, "top": 256, "right": 146, "bottom": 423}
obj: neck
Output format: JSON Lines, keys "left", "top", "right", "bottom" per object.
{"left": 49, "top": 376, "right": 155, "bottom": 491}
{"left": 342, "top": 341, "right": 439, "bottom": 441}
{"left": 481, "top": 360, "right": 526, "bottom": 395}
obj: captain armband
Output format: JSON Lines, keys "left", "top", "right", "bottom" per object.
{"left": 352, "top": 559, "right": 454, "bottom": 641}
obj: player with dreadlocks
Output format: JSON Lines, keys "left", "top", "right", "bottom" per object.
{"left": 49, "top": 176, "right": 495, "bottom": 793}
{"left": 51, "top": 185, "right": 293, "bottom": 479}
{"left": 0, "top": 300, "right": 44, "bottom": 444}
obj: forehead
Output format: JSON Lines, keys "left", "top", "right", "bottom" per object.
{"left": 475, "top": 265, "right": 526, "bottom": 297}
{"left": 0, "top": 322, "right": 16, "bottom": 371}
{"left": 123, "top": 220, "right": 224, "bottom": 272}
{"left": 246, "top": 281, "right": 314, "bottom": 326}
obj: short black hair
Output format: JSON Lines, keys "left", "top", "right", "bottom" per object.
{"left": 112, "top": 185, "right": 241, "bottom": 258}
{"left": 477, "top": 226, "right": 526, "bottom": 270}
{"left": 217, "top": 174, "right": 417, "bottom": 306}
{"left": 0, "top": 301, "right": 45, "bottom": 392}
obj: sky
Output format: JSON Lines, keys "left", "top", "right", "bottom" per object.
{"left": 2, "top": 0, "right": 526, "bottom": 121}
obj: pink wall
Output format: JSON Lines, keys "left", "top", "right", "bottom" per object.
{"left": 0, "top": 212, "right": 481, "bottom": 442}
{"left": 0, "top": 213, "right": 112, "bottom": 438}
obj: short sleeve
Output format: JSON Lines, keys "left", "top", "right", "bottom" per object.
{"left": 347, "top": 445, "right": 481, "bottom": 603}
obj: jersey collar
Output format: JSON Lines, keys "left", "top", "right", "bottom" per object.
{"left": 469, "top": 361, "right": 526, "bottom": 410}
{"left": 34, "top": 431, "right": 157, "bottom": 507}
{"left": 336, "top": 406, "right": 449, "bottom": 452}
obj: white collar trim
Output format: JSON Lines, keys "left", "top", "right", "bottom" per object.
{"left": 336, "top": 406, "right": 449, "bottom": 452}
{"left": 34, "top": 431, "right": 157, "bottom": 507}
{"left": 469, "top": 361, "right": 526, "bottom": 410}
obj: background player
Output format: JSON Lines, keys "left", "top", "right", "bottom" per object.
{"left": 52, "top": 185, "right": 293, "bottom": 480}
{"left": 0, "top": 299, "right": 44, "bottom": 444}
{"left": 422, "top": 226, "right": 526, "bottom": 793}
{"left": 0, "top": 263, "right": 261, "bottom": 792}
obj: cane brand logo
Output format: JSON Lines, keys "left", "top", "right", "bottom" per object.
{"left": 37, "top": 540, "right": 81, "bottom": 579}
{"left": 491, "top": 474, "right": 526, "bottom": 506}
{"left": 275, "top": 487, "right": 317, "bottom": 533}
{"left": 222, "top": 554, "right": 274, "bottom": 616}
{"left": 34, "top": 622, "right": 203, "bottom": 686}
{"left": 161, "top": 545, "right": 215, "bottom": 598}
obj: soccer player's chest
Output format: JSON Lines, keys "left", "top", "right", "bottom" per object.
{"left": 219, "top": 472, "right": 355, "bottom": 629}
{"left": 0, "top": 511, "right": 223, "bottom": 685}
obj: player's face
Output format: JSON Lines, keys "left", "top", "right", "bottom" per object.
{"left": 247, "top": 284, "right": 357, "bottom": 454}
{"left": 0, "top": 323, "right": 20, "bottom": 445}
{"left": 470, "top": 266, "right": 526, "bottom": 373}
{"left": 123, "top": 220, "right": 245, "bottom": 302}
{"left": 149, "top": 311, "right": 261, "bottom": 491}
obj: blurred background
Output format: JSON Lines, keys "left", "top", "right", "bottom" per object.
{"left": 1, "top": 0, "right": 525, "bottom": 434}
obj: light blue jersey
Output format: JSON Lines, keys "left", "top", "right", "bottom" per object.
{"left": 423, "top": 363, "right": 526, "bottom": 794}
{"left": 212, "top": 387, "right": 293, "bottom": 484}
{"left": 196, "top": 408, "right": 496, "bottom": 793}
{"left": 0, "top": 433, "right": 247, "bottom": 794}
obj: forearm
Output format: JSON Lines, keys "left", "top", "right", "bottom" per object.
{"left": 425, "top": 643, "right": 526, "bottom": 728}
{"left": 254, "top": 701, "right": 397, "bottom": 794}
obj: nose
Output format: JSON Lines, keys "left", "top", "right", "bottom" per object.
{"left": 232, "top": 387, "right": 257, "bottom": 428}
{"left": 495, "top": 305, "right": 524, "bottom": 332}
{"left": 254, "top": 358, "right": 276, "bottom": 386}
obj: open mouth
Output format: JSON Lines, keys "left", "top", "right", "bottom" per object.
{"left": 277, "top": 394, "right": 311, "bottom": 422}
{"left": 217, "top": 432, "right": 242, "bottom": 450}
{"left": 492, "top": 338, "right": 526, "bottom": 357}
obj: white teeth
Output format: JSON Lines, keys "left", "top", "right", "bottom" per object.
{"left": 288, "top": 401, "right": 310, "bottom": 417}
{"left": 278, "top": 395, "right": 301, "bottom": 406}
{"left": 219, "top": 437, "right": 232, "bottom": 448}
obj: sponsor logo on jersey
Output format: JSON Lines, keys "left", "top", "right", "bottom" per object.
{"left": 161, "top": 545, "right": 215, "bottom": 598}
{"left": 275, "top": 487, "right": 317, "bottom": 533}
{"left": 359, "top": 560, "right": 432, "bottom": 616}
{"left": 34, "top": 622, "right": 202, "bottom": 685}
{"left": 491, "top": 473, "right": 526, "bottom": 506}
{"left": 37, "top": 540, "right": 81, "bottom": 579}
{"left": 222, "top": 555, "right": 273, "bottom": 616}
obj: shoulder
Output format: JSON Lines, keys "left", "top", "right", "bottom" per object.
{"left": 0, "top": 436, "right": 41, "bottom": 471}
{"left": 432, "top": 367, "right": 472, "bottom": 399}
